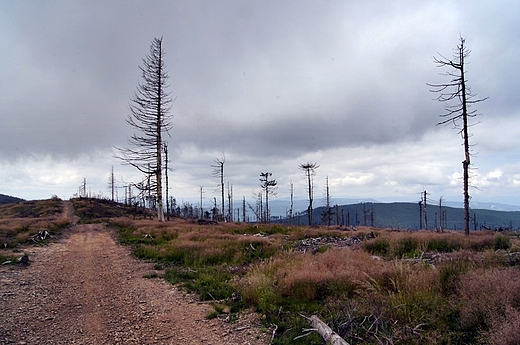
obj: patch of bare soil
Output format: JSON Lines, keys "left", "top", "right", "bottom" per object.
{"left": 0, "top": 203, "right": 269, "bottom": 345}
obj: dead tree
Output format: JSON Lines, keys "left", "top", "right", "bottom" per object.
{"left": 211, "top": 156, "right": 225, "bottom": 221}
{"left": 260, "top": 172, "right": 277, "bottom": 223}
{"left": 115, "top": 37, "right": 173, "bottom": 222}
{"left": 227, "top": 182, "right": 233, "bottom": 222}
{"left": 289, "top": 182, "right": 294, "bottom": 225}
{"left": 418, "top": 201, "right": 423, "bottom": 230}
{"left": 242, "top": 196, "right": 246, "bottom": 222}
{"left": 299, "top": 162, "right": 319, "bottom": 226}
{"left": 423, "top": 190, "right": 428, "bottom": 230}
{"left": 108, "top": 166, "right": 115, "bottom": 202}
{"left": 322, "top": 176, "right": 334, "bottom": 226}
{"left": 438, "top": 196, "right": 444, "bottom": 232}
{"left": 199, "top": 186, "right": 205, "bottom": 219}
{"left": 428, "top": 37, "right": 487, "bottom": 235}
{"left": 164, "top": 142, "right": 170, "bottom": 220}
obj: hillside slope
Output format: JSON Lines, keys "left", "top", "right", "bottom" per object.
{"left": 0, "top": 193, "right": 24, "bottom": 205}
{"left": 292, "top": 202, "right": 520, "bottom": 230}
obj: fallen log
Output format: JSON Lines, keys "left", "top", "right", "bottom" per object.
{"left": 300, "top": 314, "right": 350, "bottom": 345}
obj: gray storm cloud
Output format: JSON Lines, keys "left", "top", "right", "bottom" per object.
{"left": 1, "top": 1, "right": 519, "bottom": 205}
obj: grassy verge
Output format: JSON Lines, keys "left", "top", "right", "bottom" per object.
{"left": 101, "top": 202, "right": 520, "bottom": 344}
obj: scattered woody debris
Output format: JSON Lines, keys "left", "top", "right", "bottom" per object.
{"left": 30, "top": 230, "right": 51, "bottom": 242}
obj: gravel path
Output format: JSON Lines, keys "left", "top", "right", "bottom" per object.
{"left": 0, "top": 203, "right": 268, "bottom": 345}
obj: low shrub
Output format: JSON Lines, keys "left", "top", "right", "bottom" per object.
{"left": 494, "top": 234, "right": 511, "bottom": 251}
{"left": 439, "top": 260, "right": 470, "bottom": 295}
{"left": 425, "top": 237, "right": 462, "bottom": 252}
{"left": 364, "top": 237, "right": 390, "bottom": 256}
{"left": 164, "top": 266, "right": 197, "bottom": 285}
{"left": 393, "top": 237, "right": 419, "bottom": 258}
{"left": 133, "top": 245, "right": 162, "bottom": 261}
{"left": 468, "top": 236, "right": 495, "bottom": 251}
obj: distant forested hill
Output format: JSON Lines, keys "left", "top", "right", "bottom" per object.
{"left": 286, "top": 202, "right": 520, "bottom": 230}
{"left": 0, "top": 194, "right": 24, "bottom": 205}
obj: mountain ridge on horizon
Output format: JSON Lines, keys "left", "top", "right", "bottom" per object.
{"left": 0, "top": 193, "right": 24, "bottom": 205}
{"left": 268, "top": 197, "right": 520, "bottom": 216}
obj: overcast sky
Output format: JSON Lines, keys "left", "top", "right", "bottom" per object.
{"left": 1, "top": 1, "right": 520, "bottom": 212}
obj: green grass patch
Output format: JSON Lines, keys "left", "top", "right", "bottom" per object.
{"left": 425, "top": 237, "right": 462, "bottom": 252}
{"left": 364, "top": 237, "right": 390, "bottom": 256}
{"left": 165, "top": 266, "right": 235, "bottom": 301}
{"left": 494, "top": 234, "right": 511, "bottom": 250}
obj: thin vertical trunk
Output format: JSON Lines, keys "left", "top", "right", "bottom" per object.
{"left": 419, "top": 201, "right": 423, "bottom": 230}
{"left": 220, "top": 164, "right": 224, "bottom": 221}
{"left": 307, "top": 171, "right": 313, "bottom": 225}
{"left": 156, "top": 39, "right": 164, "bottom": 222}
{"left": 290, "top": 182, "right": 294, "bottom": 225}
{"left": 242, "top": 196, "right": 246, "bottom": 223}
{"left": 200, "top": 186, "right": 204, "bottom": 219}
{"left": 423, "top": 190, "right": 428, "bottom": 230}
{"left": 164, "top": 143, "right": 169, "bottom": 221}
{"left": 265, "top": 183, "right": 269, "bottom": 223}
{"left": 460, "top": 48, "right": 470, "bottom": 235}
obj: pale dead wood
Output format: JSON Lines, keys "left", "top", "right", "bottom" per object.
{"left": 270, "top": 323, "right": 278, "bottom": 344}
{"left": 300, "top": 314, "right": 350, "bottom": 345}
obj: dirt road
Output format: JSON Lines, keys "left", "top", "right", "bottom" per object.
{"left": 0, "top": 203, "right": 268, "bottom": 345}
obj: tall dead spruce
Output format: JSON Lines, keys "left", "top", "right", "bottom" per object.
{"left": 428, "top": 37, "right": 487, "bottom": 235}
{"left": 116, "top": 37, "right": 173, "bottom": 221}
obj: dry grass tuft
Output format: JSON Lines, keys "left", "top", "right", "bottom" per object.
{"left": 487, "top": 307, "right": 520, "bottom": 345}
{"left": 458, "top": 268, "right": 520, "bottom": 333}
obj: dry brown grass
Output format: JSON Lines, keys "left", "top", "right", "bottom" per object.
{"left": 0, "top": 199, "right": 70, "bottom": 247}
{"left": 458, "top": 268, "right": 520, "bottom": 332}
{"left": 279, "top": 248, "right": 392, "bottom": 298}
{"left": 487, "top": 307, "right": 520, "bottom": 345}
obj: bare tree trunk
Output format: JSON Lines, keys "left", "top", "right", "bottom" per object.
{"left": 164, "top": 142, "right": 170, "bottom": 221}
{"left": 156, "top": 44, "right": 164, "bottom": 222}
{"left": 290, "top": 182, "right": 294, "bottom": 225}
{"left": 242, "top": 196, "right": 246, "bottom": 222}
{"left": 423, "top": 190, "right": 428, "bottom": 230}
{"left": 428, "top": 37, "right": 487, "bottom": 235}
{"left": 308, "top": 170, "right": 313, "bottom": 225}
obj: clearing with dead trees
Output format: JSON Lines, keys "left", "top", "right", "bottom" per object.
{"left": 2, "top": 198, "right": 520, "bottom": 344}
